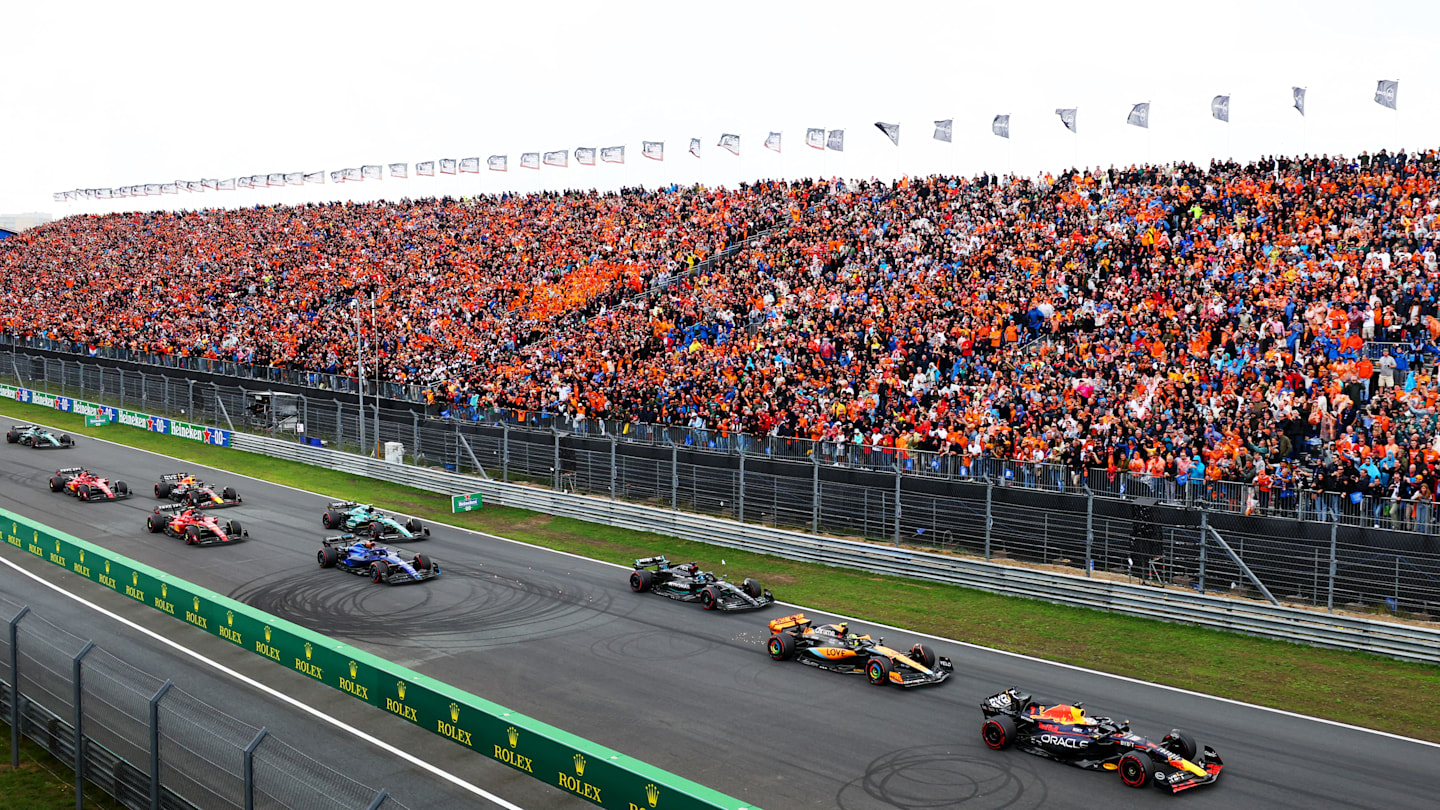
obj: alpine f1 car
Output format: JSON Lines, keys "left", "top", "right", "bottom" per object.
{"left": 154, "top": 473, "right": 242, "bottom": 508}
{"left": 980, "top": 688, "right": 1223, "bottom": 793}
{"left": 628, "top": 555, "right": 774, "bottom": 611}
{"left": 317, "top": 535, "right": 441, "bottom": 584}
{"left": 7, "top": 424, "right": 75, "bottom": 449}
{"left": 320, "top": 502, "right": 430, "bottom": 541}
{"left": 766, "top": 613, "right": 953, "bottom": 687}
{"left": 48, "top": 467, "right": 131, "bottom": 501}
{"left": 145, "top": 504, "right": 248, "bottom": 545}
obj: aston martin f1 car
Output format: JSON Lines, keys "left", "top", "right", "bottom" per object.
{"left": 980, "top": 688, "right": 1223, "bottom": 793}
{"left": 316, "top": 534, "right": 440, "bottom": 584}
{"left": 628, "top": 555, "right": 774, "bottom": 611}
{"left": 48, "top": 468, "right": 131, "bottom": 501}
{"left": 154, "top": 473, "right": 242, "bottom": 508}
{"left": 320, "top": 502, "right": 430, "bottom": 541}
{"left": 766, "top": 613, "right": 952, "bottom": 687}
{"left": 146, "top": 504, "right": 248, "bottom": 545}
{"left": 7, "top": 424, "right": 75, "bottom": 449}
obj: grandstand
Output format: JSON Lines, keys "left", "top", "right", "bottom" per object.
{"left": 3, "top": 149, "right": 1440, "bottom": 531}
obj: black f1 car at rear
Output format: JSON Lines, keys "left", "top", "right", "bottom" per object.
{"left": 979, "top": 688, "right": 1223, "bottom": 793}
{"left": 154, "top": 473, "right": 242, "bottom": 508}
{"left": 628, "top": 555, "right": 774, "bottom": 611}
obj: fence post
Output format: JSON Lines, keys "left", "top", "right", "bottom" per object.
{"left": 1327, "top": 520, "right": 1338, "bottom": 613}
{"left": 893, "top": 463, "right": 901, "bottom": 546}
{"left": 186, "top": 379, "right": 195, "bottom": 422}
{"left": 78, "top": 359, "right": 84, "bottom": 400}
{"left": 738, "top": 449, "right": 746, "bottom": 524}
{"left": 72, "top": 640, "right": 96, "bottom": 810}
{"left": 412, "top": 412, "right": 420, "bottom": 465}
{"left": 337, "top": 401, "right": 344, "bottom": 452}
{"left": 671, "top": 442, "right": 678, "bottom": 511}
{"left": 1198, "top": 511, "right": 1207, "bottom": 594}
{"left": 119, "top": 368, "right": 125, "bottom": 410}
{"left": 610, "top": 435, "right": 618, "bottom": 500}
{"left": 148, "top": 680, "right": 173, "bottom": 810}
{"left": 9, "top": 605, "right": 29, "bottom": 768}
{"left": 1084, "top": 489, "right": 1094, "bottom": 577}
{"left": 812, "top": 451, "right": 820, "bottom": 536}
{"left": 242, "top": 728, "right": 268, "bottom": 810}
{"left": 365, "top": 789, "right": 391, "bottom": 810}
{"left": 553, "top": 430, "right": 561, "bottom": 491}
{"left": 56, "top": 358, "right": 63, "bottom": 397}
{"left": 502, "top": 423, "right": 510, "bottom": 483}
{"left": 984, "top": 477, "right": 994, "bottom": 562}
{"left": 139, "top": 372, "right": 147, "bottom": 412}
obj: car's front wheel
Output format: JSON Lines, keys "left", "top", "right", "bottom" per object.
{"left": 370, "top": 562, "right": 390, "bottom": 584}
{"left": 742, "top": 577, "right": 763, "bottom": 598}
{"left": 982, "top": 715, "right": 1016, "bottom": 750}
{"left": 866, "top": 657, "right": 892, "bottom": 686}
{"left": 700, "top": 586, "right": 722, "bottom": 610}
{"left": 1161, "top": 729, "right": 1197, "bottom": 761}
{"left": 184, "top": 526, "right": 202, "bottom": 546}
{"left": 909, "top": 643, "right": 937, "bottom": 669}
{"left": 1118, "top": 753, "right": 1155, "bottom": 788}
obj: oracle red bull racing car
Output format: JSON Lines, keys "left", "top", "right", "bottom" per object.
{"left": 154, "top": 472, "right": 242, "bottom": 508}
{"left": 146, "top": 504, "right": 248, "bottom": 545}
{"left": 48, "top": 467, "right": 131, "bottom": 501}
{"left": 766, "top": 613, "right": 952, "bottom": 687}
{"left": 317, "top": 534, "right": 440, "bottom": 584}
{"left": 628, "top": 555, "right": 774, "bottom": 611}
{"left": 980, "top": 687, "right": 1223, "bottom": 793}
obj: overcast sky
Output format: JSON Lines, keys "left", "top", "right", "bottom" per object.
{"left": 5, "top": 0, "right": 1438, "bottom": 217}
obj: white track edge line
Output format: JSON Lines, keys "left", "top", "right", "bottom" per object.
{"left": 0, "top": 553, "right": 526, "bottom": 809}
{"left": 16, "top": 413, "right": 1440, "bottom": 751}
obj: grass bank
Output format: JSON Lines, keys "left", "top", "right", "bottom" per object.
{"left": 5, "top": 400, "right": 1440, "bottom": 742}
{"left": 0, "top": 721, "right": 124, "bottom": 810}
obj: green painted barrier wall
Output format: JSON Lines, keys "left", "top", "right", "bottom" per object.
{"left": 1, "top": 507, "right": 755, "bottom": 810}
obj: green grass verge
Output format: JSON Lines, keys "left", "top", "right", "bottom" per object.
{"left": 0, "top": 722, "right": 125, "bottom": 810}
{"left": 6, "top": 399, "right": 1440, "bottom": 743}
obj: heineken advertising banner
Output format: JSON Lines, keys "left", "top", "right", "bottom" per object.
{"left": 0, "top": 507, "right": 750, "bottom": 810}
{"left": 0, "top": 385, "right": 231, "bottom": 447}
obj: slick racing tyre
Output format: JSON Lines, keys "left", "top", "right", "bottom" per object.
{"left": 4, "top": 430, "right": 16, "bottom": 443}
{"left": 184, "top": 526, "right": 202, "bottom": 546}
{"left": 222, "top": 486, "right": 238, "bottom": 502}
{"left": 743, "top": 577, "right": 763, "bottom": 598}
{"left": 115, "top": 481, "right": 129, "bottom": 497}
{"left": 700, "top": 585, "right": 722, "bottom": 610}
{"left": 49, "top": 475, "right": 64, "bottom": 492}
{"left": 370, "top": 524, "right": 386, "bottom": 541}
{"left": 60, "top": 434, "right": 73, "bottom": 447}
{"left": 77, "top": 484, "right": 91, "bottom": 501}
{"left": 413, "top": 553, "right": 433, "bottom": 571}
{"left": 370, "top": 562, "right": 390, "bottom": 584}
{"left": 982, "top": 715, "right": 1017, "bottom": 750}
{"left": 1118, "top": 753, "right": 1155, "bottom": 788}
{"left": 866, "top": 657, "right": 892, "bottom": 685}
{"left": 909, "top": 643, "right": 937, "bottom": 669}
{"left": 155, "top": 482, "right": 172, "bottom": 499}
{"left": 317, "top": 547, "right": 339, "bottom": 568}
{"left": 225, "top": 520, "right": 243, "bottom": 539}
{"left": 1161, "top": 730, "right": 1197, "bottom": 761}
{"left": 322, "top": 510, "right": 339, "bottom": 529}
{"left": 629, "top": 569, "right": 654, "bottom": 592}
{"left": 767, "top": 633, "right": 796, "bottom": 661}
{"left": 146, "top": 515, "right": 161, "bottom": 533}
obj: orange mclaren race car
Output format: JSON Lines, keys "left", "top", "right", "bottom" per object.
{"left": 980, "top": 688, "right": 1223, "bottom": 793}
{"left": 765, "top": 613, "right": 952, "bottom": 687}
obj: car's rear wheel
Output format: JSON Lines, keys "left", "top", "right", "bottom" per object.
{"left": 700, "top": 585, "right": 722, "bottom": 610}
{"left": 318, "top": 547, "right": 338, "bottom": 568}
{"left": 322, "top": 510, "right": 338, "bottom": 529}
{"left": 49, "top": 476, "right": 63, "bottom": 493}
{"left": 370, "top": 562, "right": 389, "bottom": 584}
{"left": 78, "top": 484, "right": 91, "bottom": 501}
{"left": 982, "top": 715, "right": 1017, "bottom": 750}
{"left": 1161, "top": 729, "right": 1197, "bottom": 761}
{"left": 155, "top": 482, "right": 171, "bottom": 499}
{"left": 629, "top": 569, "right": 654, "bottom": 592}
{"left": 767, "top": 633, "right": 796, "bottom": 661}
{"left": 909, "top": 643, "right": 937, "bottom": 669}
{"left": 743, "top": 577, "right": 763, "bottom": 598}
{"left": 866, "top": 657, "right": 892, "bottom": 686}
{"left": 115, "top": 481, "right": 129, "bottom": 496}
{"left": 185, "top": 525, "right": 201, "bottom": 546}
{"left": 414, "top": 553, "right": 433, "bottom": 571}
{"left": 1118, "top": 753, "right": 1154, "bottom": 788}
{"left": 146, "top": 515, "right": 161, "bottom": 533}
{"left": 222, "top": 486, "right": 237, "bottom": 502}
{"left": 4, "top": 431, "right": 16, "bottom": 444}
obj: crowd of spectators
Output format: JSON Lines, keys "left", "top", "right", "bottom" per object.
{"left": 5, "top": 148, "right": 1440, "bottom": 526}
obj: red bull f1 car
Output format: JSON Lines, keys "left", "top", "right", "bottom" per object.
{"left": 628, "top": 555, "right": 774, "bottom": 611}
{"left": 317, "top": 535, "right": 441, "bottom": 584}
{"left": 154, "top": 472, "right": 242, "bottom": 508}
{"left": 980, "top": 688, "right": 1223, "bottom": 793}
{"left": 766, "top": 613, "right": 952, "bottom": 687}
{"left": 48, "top": 467, "right": 131, "bottom": 501}
{"left": 146, "top": 504, "right": 248, "bottom": 545}
{"left": 7, "top": 424, "right": 75, "bottom": 449}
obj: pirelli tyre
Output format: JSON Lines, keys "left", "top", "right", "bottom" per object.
{"left": 909, "top": 643, "right": 938, "bottom": 669}
{"left": 866, "top": 657, "right": 892, "bottom": 686}
{"left": 222, "top": 486, "right": 238, "bottom": 502}
{"left": 115, "top": 481, "right": 129, "bottom": 497}
{"left": 743, "top": 577, "right": 763, "bottom": 598}
{"left": 629, "top": 569, "right": 654, "bottom": 592}
{"left": 146, "top": 515, "right": 161, "bottom": 533}
{"left": 60, "top": 434, "right": 73, "bottom": 447}
{"left": 700, "top": 585, "right": 722, "bottom": 610}
{"left": 49, "top": 476, "right": 64, "bottom": 493}
{"left": 982, "top": 715, "right": 1017, "bottom": 750}
{"left": 225, "top": 519, "right": 243, "bottom": 538}
{"left": 184, "top": 525, "right": 202, "bottom": 546}
{"left": 77, "top": 484, "right": 92, "bottom": 501}
{"left": 318, "top": 547, "right": 339, "bottom": 568}
{"left": 321, "top": 510, "right": 341, "bottom": 529}
{"left": 767, "top": 633, "right": 796, "bottom": 661}
{"left": 1162, "top": 730, "right": 1198, "bottom": 761}
{"left": 370, "top": 561, "right": 390, "bottom": 584}
{"left": 4, "top": 430, "right": 17, "bottom": 444}
{"left": 155, "top": 482, "right": 172, "bottom": 499}
{"left": 1118, "top": 753, "right": 1155, "bottom": 788}
{"left": 414, "top": 553, "right": 433, "bottom": 572}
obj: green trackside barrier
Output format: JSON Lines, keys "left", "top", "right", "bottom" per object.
{"left": 0, "top": 507, "right": 755, "bottom": 810}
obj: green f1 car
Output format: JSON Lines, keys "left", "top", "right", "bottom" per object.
{"left": 7, "top": 424, "right": 75, "bottom": 449}
{"left": 319, "top": 501, "right": 430, "bottom": 541}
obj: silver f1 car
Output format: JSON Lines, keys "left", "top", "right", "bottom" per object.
{"left": 628, "top": 555, "right": 774, "bottom": 611}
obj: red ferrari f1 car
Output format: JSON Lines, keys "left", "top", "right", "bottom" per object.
{"left": 48, "top": 467, "right": 131, "bottom": 502}
{"left": 146, "top": 504, "right": 247, "bottom": 545}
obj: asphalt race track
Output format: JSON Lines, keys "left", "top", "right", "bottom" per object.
{"left": 3, "top": 427, "right": 1439, "bottom": 809}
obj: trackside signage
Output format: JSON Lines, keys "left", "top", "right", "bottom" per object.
{"left": 451, "top": 493, "right": 484, "bottom": 513}
{"left": 0, "top": 507, "right": 752, "bottom": 810}
{"left": 0, "top": 386, "right": 231, "bottom": 447}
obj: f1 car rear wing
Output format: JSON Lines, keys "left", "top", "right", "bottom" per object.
{"left": 633, "top": 555, "right": 670, "bottom": 569}
{"left": 767, "top": 613, "right": 813, "bottom": 633}
{"left": 323, "top": 533, "right": 361, "bottom": 544}
{"left": 327, "top": 501, "right": 362, "bottom": 509}
{"left": 55, "top": 467, "right": 84, "bottom": 475}
{"left": 159, "top": 472, "right": 190, "bottom": 481}
{"left": 153, "top": 504, "right": 187, "bottom": 513}
{"left": 11, "top": 424, "right": 38, "bottom": 430}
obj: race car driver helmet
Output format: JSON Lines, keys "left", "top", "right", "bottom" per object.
{"left": 834, "top": 622, "right": 848, "bottom": 638}
{"left": 363, "top": 540, "right": 377, "bottom": 550}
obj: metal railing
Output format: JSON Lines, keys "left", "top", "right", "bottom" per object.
{"left": 1, "top": 595, "right": 405, "bottom": 810}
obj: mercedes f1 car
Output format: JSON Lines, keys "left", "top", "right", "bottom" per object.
{"left": 146, "top": 504, "right": 248, "bottom": 545}
{"left": 154, "top": 473, "right": 242, "bottom": 508}
{"left": 628, "top": 555, "right": 775, "bottom": 611}
{"left": 320, "top": 502, "right": 430, "bottom": 541}
{"left": 317, "top": 535, "right": 441, "bottom": 584}
{"left": 48, "top": 468, "right": 131, "bottom": 501}
{"left": 980, "top": 688, "right": 1223, "bottom": 793}
{"left": 7, "top": 424, "right": 75, "bottom": 449}
{"left": 766, "top": 613, "right": 953, "bottom": 687}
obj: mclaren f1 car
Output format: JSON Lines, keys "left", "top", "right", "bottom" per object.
{"left": 154, "top": 472, "right": 242, "bottom": 508}
{"left": 146, "top": 504, "right": 248, "bottom": 545}
{"left": 320, "top": 502, "right": 430, "bottom": 541}
{"left": 317, "top": 534, "right": 441, "bottom": 584}
{"left": 8, "top": 424, "right": 75, "bottom": 449}
{"left": 628, "top": 556, "right": 774, "bottom": 611}
{"left": 766, "top": 613, "right": 952, "bottom": 687}
{"left": 48, "top": 467, "right": 130, "bottom": 501}
{"left": 980, "top": 687, "right": 1223, "bottom": 793}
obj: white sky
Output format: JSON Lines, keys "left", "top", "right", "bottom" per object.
{"left": 5, "top": 0, "right": 1439, "bottom": 217}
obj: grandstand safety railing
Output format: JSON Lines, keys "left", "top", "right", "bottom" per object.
{"left": 0, "top": 594, "right": 407, "bottom": 810}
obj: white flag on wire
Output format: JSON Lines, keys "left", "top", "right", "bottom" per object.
{"left": 248, "top": 175, "right": 265, "bottom": 187}
{"left": 188, "top": 181, "right": 204, "bottom": 192}
{"left": 267, "top": 173, "right": 285, "bottom": 186}
{"left": 764, "top": 131, "right": 782, "bottom": 152}
{"left": 521, "top": 152, "right": 540, "bottom": 170}
{"left": 543, "top": 150, "right": 568, "bottom": 167}
{"left": 992, "top": 114, "right": 1010, "bottom": 139}
{"left": 329, "top": 170, "right": 345, "bottom": 184}
{"left": 1055, "top": 108, "right": 1078, "bottom": 133}
{"left": 459, "top": 157, "right": 480, "bottom": 173}
{"left": 806, "top": 128, "right": 824, "bottom": 149}
{"left": 1126, "top": 102, "right": 1150, "bottom": 129}
{"left": 718, "top": 133, "right": 739, "bottom": 155}
{"left": 689, "top": 137, "right": 701, "bottom": 158}
{"left": 345, "top": 168, "right": 363, "bottom": 181}
{"left": 1375, "top": 79, "right": 1399, "bottom": 110}
{"left": 144, "top": 183, "right": 160, "bottom": 195}
{"left": 161, "top": 183, "right": 179, "bottom": 194}
{"left": 874, "top": 122, "right": 900, "bottom": 145}
{"left": 201, "top": 178, "right": 217, "bottom": 190}
{"left": 416, "top": 161, "right": 435, "bottom": 176}
{"left": 574, "top": 147, "right": 597, "bottom": 166}
{"left": 52, "top": 192, "right": 63, "bottom": 202}
{"left": 1211, "top": 95, "right": 1230, "bottom": 122}
{"left": 388, "top": 163, "right": 407, "bottom": 178}
{"left": 642, "top": 141, "right": 664, "bottom": 161}
{"left": 218, "top": 178, "right": 236, "bottom": 190}
{"left": 826, "top": 129, "right": 844, "bottom": 151}
{"left": 98, "top": 188, "right": 113, "bottom": 199}
{"left": 439, "top": 159, "right": 457, "bottom": 174}
{"left": 600, "top": 145, "right": 624, "bottom": 164}
{"left": 361, "top": 165, "right": 382, "bottom": 180}
{"left": 1292, "top": 87, "right": 1306, "bottom": 116}
{"left": 933, "top": 119, "right": 953, "bottom": 143}
{"left": 488, "top": 155, "right": 507, "bottom": 172}
{"left": 236, "top": 178, "right": 253, "bottom": 189}
{"left": 285, "top": 172, "right": 304, "bottom": 186}
{"left": 303, "top": 172, "right": 323, "bottom": 184}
